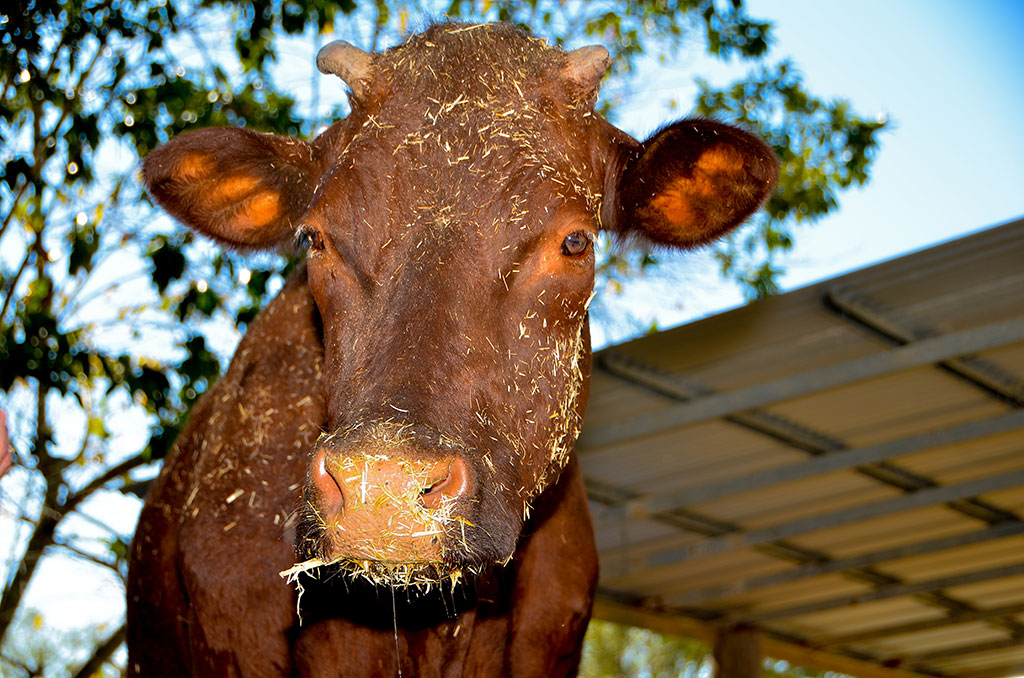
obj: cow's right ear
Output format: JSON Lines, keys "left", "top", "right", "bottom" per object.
{"left": 143, "top": 128, "right": 322, "bottom": 249}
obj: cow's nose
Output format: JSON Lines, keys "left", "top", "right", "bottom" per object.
{"left": 308, "top": 449, "right": 472, "bottom": 562}
{"left": 311, "top": 450, "right": 468, "bottom": 511}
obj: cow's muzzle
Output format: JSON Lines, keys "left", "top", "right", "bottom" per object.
{"left": 309, "top": 447, "right": 470, "bottom": 563}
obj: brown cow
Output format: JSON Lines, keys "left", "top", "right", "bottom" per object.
{"left": 127, "top": 22, "right": 776, "bottom": 677}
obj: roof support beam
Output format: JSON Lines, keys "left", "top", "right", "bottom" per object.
{"left": 602, "top": 467, "right": 1024, "bottom": 580}
{"left": 810, "top": 600, "right": 1024, "bottom": 647}
{"left": 664, "top": 520, "right": 1024, "bottom": 606}
{"left": 579, "top": 316, "right": 1024, "bottom": 450}
{"left": 897, "top": 637, "right": 1024, "bottom": 664}
{"left": 592, "top": 351, "right": 848, "bottom": 456}
{"left": 828, "top": 286, "right": 1024, "bottom": 405}
{"left": 738, "top": 561, "right": 1024, "bottom": 623}
{"left": 595, "top": 409, "right": 1024, "bottom": 524}
{"left": 714, "top": 625, "right": 762, "bottom": 678}
{"left": 958, "top": 661, "right": 1024, "bottom": 678}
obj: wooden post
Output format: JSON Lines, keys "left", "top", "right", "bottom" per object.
{"left": 714, "top": 624, "right": 762, "bottom": 678}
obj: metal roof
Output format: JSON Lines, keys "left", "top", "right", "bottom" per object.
{"left": 579, "top": 217, "right": 1024, "bottom": 678}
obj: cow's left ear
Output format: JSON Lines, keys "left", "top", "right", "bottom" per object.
{"left": 602, "top": 119, "right": 778, "bottom": 248}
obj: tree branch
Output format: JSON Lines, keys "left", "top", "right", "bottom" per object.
{"left": 70, "top": 622, "right": 126, "bottom": 678}
{"left": 56, "top": 540, "right": 123, "bottom": 580}
{"left": 41, "top": 33, "right": 108, "bottom": 168}
{"left": 66, "top": 507, "right": 122, "bottom": 537}
{"left": 0, "top": 234, "right": 37, "bottom": 326}
{"left": 59, "top": 268, "right": 152, "bottom": 325}
{"left": 64, "top": 453, "right": 153, "bottom": 516}
{"left": 0, "top": 651, "right": 33, "bottom": 676}
{"left": 0, "top": 446, "right": 57, "bottom": 645}
{"left": 0, "top": 403, "right": 147, "bottom": 644}
{"left": 0, "top": 181, "right": 29, "bottom": 244}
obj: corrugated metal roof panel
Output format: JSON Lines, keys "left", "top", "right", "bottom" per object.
{"left": 583, "top": 218, "right": 1024, "bottom": 678}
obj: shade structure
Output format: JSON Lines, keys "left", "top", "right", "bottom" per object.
{"left": 580, "top": 217, "right": 1024, "bottom": 678}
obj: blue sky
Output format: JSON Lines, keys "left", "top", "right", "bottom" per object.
{"left": 594, "top": 0, "right": 1024, "bottom": 344}
{"left": 753, "top": 0, "right": 1024, "bottom": 281}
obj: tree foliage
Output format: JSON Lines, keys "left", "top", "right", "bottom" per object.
{"left": 580, "top": 620, "right": 713, "bottom": 677}
{"left": 0, "top": 0, "right": 884, "bottom": 673}
{"left": 579, "top": 620, "right": 841, "bottom": 678}
{"left": 695, "top": 61, "right": 886, "bottom": 297}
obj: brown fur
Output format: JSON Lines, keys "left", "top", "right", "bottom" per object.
{"left": 129, "top": 22, "right": 776, "bottom": 677}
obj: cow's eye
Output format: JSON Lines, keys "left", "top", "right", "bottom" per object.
{"left": 561, "top": 231, "right": 591, "bottom": 257}
{"left": 296, "top": 226, "right": 324, "bottom": 251}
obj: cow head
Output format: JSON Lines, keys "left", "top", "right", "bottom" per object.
{"left": 143, "top": 23, "right": 776, "bottom": 587}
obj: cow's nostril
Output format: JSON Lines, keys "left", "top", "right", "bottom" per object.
{"left": 419, "top": 457, "right": 468, "bottom": 509}
{"left": 312, "top": 449, "right": 345, "bottom": 510}
{"left": 419, "top": 475, "right": 452, "bottom": 507}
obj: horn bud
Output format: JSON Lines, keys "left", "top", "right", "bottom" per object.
{"left": 317, "top": 40, "right": 375, "bottom": 102}
{"left": 562, "top": 45, "right": 610, "bottom": 95}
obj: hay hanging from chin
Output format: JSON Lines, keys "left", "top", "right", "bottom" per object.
{"left": 279, "top": 555, "right": 479, "bottom": 593}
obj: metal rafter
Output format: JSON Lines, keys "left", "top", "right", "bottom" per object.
{"left": 663, "top": 520, "right": 1024, "bottom": 607}
{"left": 735, "top": 561, "right": 1024, "bottom": 623}
{"left": 809, "top": 600, "right": 1024, "bottom": 647}
{"left": 579, "top": 316, "right": 1024, "bottom": 449}
{"left": 595, "top": 410, "right": 1024, "bottom": 525}
{"left": 601, "top": 467, "right": 1024, "bottom": 579}
{"left": 958, "top": 661, "right": 1024, "bottom": 678}
{"left": 895, "top": 637, "right": 1024, "bottom": 664}
{"left": 826, "top": 287, "right": 1024, "bottom": 406}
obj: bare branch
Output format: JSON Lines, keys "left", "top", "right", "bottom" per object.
{"left": 0, "top": 234, "right": 37, "bottom": 326}
{"left": 59, "top": 269, "right": 153, "bottom": 325}
{"left": 55, "top": 540, "right": 123, "bottom": 580}
{"left": 65, "top": 509, "right": 124, "bottom": 538}
{"left": 0, "top": 651, "right": 33, "bottom": 675}
{"left": 70, "top": 623, "right": 126, "bottom": 678}
{"left": 0, "top": 181, "right": 29, "bottom": 244}
{"left": 65, "top": 453, "right": 153, "bottom": 516}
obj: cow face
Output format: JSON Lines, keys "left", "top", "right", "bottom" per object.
{"left": 142, "top": 23, "right": 776, "bottom": 587}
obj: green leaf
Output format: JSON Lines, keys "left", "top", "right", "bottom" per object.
{"left": 148, "top": 239, "right": 187, "bottom": 294}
